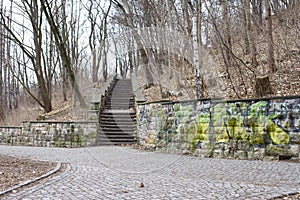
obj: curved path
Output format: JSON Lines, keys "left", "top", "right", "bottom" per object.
{"left": 0, "top": 146, "right": 299, "bottom": 199}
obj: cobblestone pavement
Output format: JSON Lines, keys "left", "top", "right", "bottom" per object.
{"left": 0, "top": 146, "right": 299, "bottom": 199}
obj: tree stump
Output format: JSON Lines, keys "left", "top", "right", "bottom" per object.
{"left": 255, "top": 75, "right": 273, "bottom": 97}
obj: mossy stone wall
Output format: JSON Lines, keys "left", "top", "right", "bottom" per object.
{"left": 0, "top": 121, "right": 98, "bottom": 147}
{"left": 136, "top": 97, "right": 300, "bottom": 160}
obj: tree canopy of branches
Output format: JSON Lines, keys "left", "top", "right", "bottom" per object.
{"left": 0, "top": 0, "right": 299, "bottom": 123}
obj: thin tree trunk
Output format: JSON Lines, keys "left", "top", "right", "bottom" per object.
{"left": 41, "top": 0, "right": 86, "bottom": 107}
{"left": 243, "top": 0, "right": 250, "bottom": 55}
{"left": 114, "top": 0, "right": 154, "bottom": 87}
{"left": 252, "top": 0, "right": 263, "bottom": 34}
{"left": 32, "top": 1, "right": 52, "bottom": 112}
{"left": 245, "top": 0, "right": 258, "bottom": 66}
{"left": 221, "top": 0, "right": 232, "bottom": 68}
{"left": 192, "top": 16, "right": 203, "bottom": 99}
{"left": 264, "top": 0, "right": 276, "bottom": 73}
{"left": 0, "top": 0, "right": 5, "bottom": 121}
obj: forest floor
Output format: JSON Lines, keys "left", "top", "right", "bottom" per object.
{"left": 0, "top": 155, "right": 57, "bottom": 194}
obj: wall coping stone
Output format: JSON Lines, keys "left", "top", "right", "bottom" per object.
{"left": 0, "top": 126, "right": 22, "bottom": 129}
{"left": 22, "top": 120, "right": 97, "bottom": 124}
{"left": 137, "top": 95, "right": 300, "bottom": 105}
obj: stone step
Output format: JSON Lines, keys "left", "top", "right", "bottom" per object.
{"left": 105, "top": 103, "right": 134, "bottom": 106}
{"left": 106, "top": 100, "right": 134, "bottom": 103}
{"left": 110, "top": 91, "right": 132, "bottom": 94}
{"left": 105, "top": 106, "right": 135, "bottom": 110}
{"left": 105, "top": 102, "right": 135, "bottom": 105}
{"left": 97, "top": 140, "right": 136, "bottom": 145}
{"left": 100, "top": 123, "right": 136, "bottom": 127}
{"left": 97, "top": 78, "right": 137, "bottom": 146}
{"left": 113, "top": 87, "right": 132, "bottom": 89}
{"left": 100, "top": 114, "right": 136, "bottom": 119}
{"left": 100, "top": 115, "right": 136, "bottom": 119}
{"left": 105, "top": 105, "right": 135, "bottom": 109}
{"left": 100, "top": 129, "right": 136, "bottom": 133}
{"left": 100, "top": 127, "right": 136, "bottom": 132}
{"left": 115, "top": 82, "right": 131, "bottom": 88}
{"left": 109, "top": 93, "right": 133, "bottom": 96}
{"left": 101, "top": 111, "right": 136, "bottom": 116}
{"left": 112, "top": 82, "right": 131, "bottom": 84}
{"left": 100, "top": 115, "right": 136, "bottom": 120}
{"left": 100, "top": 121, "right": 136, "bottom": 126}
{"left": 107, "top": 97, "right": 133, "bottom": 101}
{"left": 100, "top": 120, "right": 136, "bottom": 126}
{"left": 98, "top": 135, "right": 136, "bottom": 140}
{"left": 101, "top": 122, "right": 136, "bottom": 126}
{"left": 97, "top": 139, "right": 136, "bottom": 145}
{"left": 98, "top": 133, "right": 135, "bottom": 139}
{"left": 97, "top": 141, "right": 136, "bottom": 145}
{"left": 105, "top": 101, "right": 135, "bottom": 105}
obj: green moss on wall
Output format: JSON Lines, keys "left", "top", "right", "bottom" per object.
{"left": 216, "top": 129, "right": 229, "bottom": 143}
{"left": 212, "top": 104, "right": 226, "bottom": 125}
{"left": 266, "top": 120, "right": 290, "bottom": 144}
{"left": 196, "top": 115, "right": 210, "bottom": 143}
{"left": 227, "top": 117, "right": 248, "bottom": 140}
{"left": 250, "top": 101, "right": 267, "bottom": 117}
{"left": 187, "top": 121, "right": 197, "bottom": 151}
{"left": 174, "top": 103, "right": 180, "bottom": 111}
{"left": 250, "top": 134, "right": 264, "bottom": 144}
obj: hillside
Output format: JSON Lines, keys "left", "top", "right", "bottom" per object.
{"left": 0, "top": 2, "right": 299, "bottom": 126}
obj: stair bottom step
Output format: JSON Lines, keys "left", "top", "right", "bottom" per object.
{"left": 98, "top": 135, "right": 135, "bottom": 138}
{"left": 97, "top": 141, "right": 136, "bottom": 146}
{"left": 97, "top": 139, "right": 137, "bottom": 145}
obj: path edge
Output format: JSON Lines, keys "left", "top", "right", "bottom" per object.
{"left": 0, "top": 162, "right": 62, "bottom": 196}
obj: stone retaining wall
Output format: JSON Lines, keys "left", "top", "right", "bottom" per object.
{"left": 0, "top": 121, "right": 98, "bottom": 147}
{"left": 136, "top": 96, "right": 300, "bottom": 160}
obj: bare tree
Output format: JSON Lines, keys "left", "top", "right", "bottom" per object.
{"left": 40, "top": 0, "right": 86, "bottom": 107}
{"left": 1, "top": 0, "right": 53, "bottom": 112}
{"left": 0, "top": 0, "right": 4, "bottom": 121}
{"left": 264, "top": 0, "right": 277, "bottom": 73}
{"left": 86, "top": 0, "right": 112, "bottom": 83}
{"left": 244, "top": 0, "right": 258, "bottom": 66}
{"left": 112, "top": 0, "right": 154, "bottom": 86}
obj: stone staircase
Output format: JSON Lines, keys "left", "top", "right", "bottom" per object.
{"left": 97, "top": 79, "right": 137, "bottom": 145}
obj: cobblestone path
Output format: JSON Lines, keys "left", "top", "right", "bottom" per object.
{"left": 0, "top": 146, "right": 299, "bottom": 199}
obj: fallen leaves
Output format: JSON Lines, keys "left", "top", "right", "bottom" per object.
{"left": 139, "top": 182, "right": 144, "bottom": 188}
{"left": 0, "top": 155, "right": 55, "bottom": 192}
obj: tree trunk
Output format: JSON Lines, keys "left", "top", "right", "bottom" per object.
{"left": 192, "top": 16, "right": 203, "bottom": 99}
{"left": 243, "top": 0, "right": 250, "bottom": 55}
{"left": 102, "top": 38, "right": 108, "bottom": 81}
{"left": 264, "top": 0, "right": 276, "bottom": 73}
{"left": 0, "top": 7, "right": 4, "bottom": 121}
{"left": 221, "top": 0, "right": 232, "bottom": 67}
{"left": 41, "top": 0, "right": 86, "bottom": 107}
{"left": 255, "top": 75, "right": 273, "bottom": 97}
{"left": 245, "top": 0, "right": 258, "bottom": 67}
{"left": 115, "top": 0, "right": 154, "bottom": 87}
{"left": 252, "top": 0, "right": 263, "bottom": 33}
{"left": 32, "top": 1, "right": 52, "bottom": 113}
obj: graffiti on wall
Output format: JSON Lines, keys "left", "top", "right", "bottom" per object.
{"left": 137, "top": 97, "right": 300, "bottom": 158}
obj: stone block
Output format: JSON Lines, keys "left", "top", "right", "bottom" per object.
{"left": 289, "top": 144, "right": 300, "bottom": 157}
{"left": 263, "top": 156, "right": 279, "bottom": 161}
{"left": 236, "top": 150, "right": 248, "bottom": 160}
{"left": 213, "top": 149, "right": 224, "bottom": 158}
{"left": 249, "top": 148, "right": 265, "bottom": 160}
{"left": 290, "top": 133, "right": 300, "bottom": 144}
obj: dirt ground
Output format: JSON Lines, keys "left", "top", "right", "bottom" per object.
{"left": 0, "top": 155, "right": 55, "bottom": 192}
